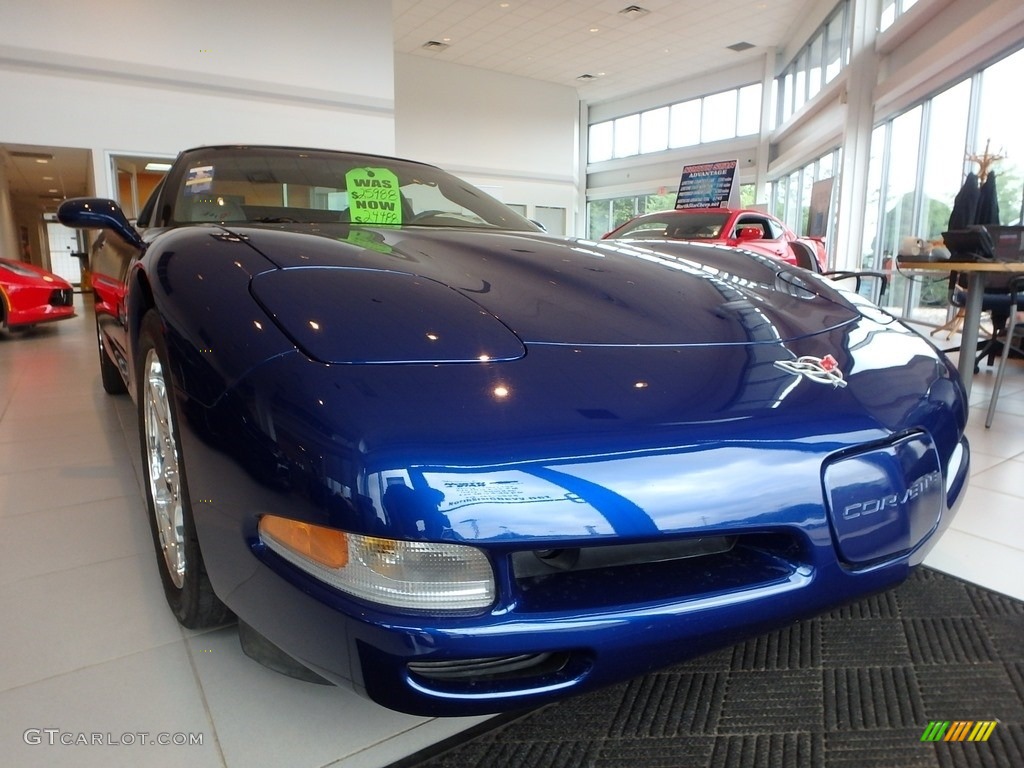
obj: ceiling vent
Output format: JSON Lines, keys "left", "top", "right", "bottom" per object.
{"left": 619, "top": 5, "right": 650, "bottom": 18}
{"left": 421, "top": 40, "right": 450, "bottom": 52}
{"left": 728, "top": 41, "right": 756, "bottom": 52}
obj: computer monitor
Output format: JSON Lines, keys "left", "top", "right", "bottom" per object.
{"left": 985, "top": 225, "right": 1024, "bottom": 263}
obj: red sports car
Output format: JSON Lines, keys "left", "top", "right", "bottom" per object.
{"left": 0, "top": 257, "right": 76, "bottom": 329}
{"left": 603, "top": 208, "right": 827, "bottom": 271}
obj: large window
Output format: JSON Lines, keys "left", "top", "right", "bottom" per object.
{"left": 640, "top": 107, "right": 669, "bottom": 154}
{"left": 974, "top": 51, "right": 1024, "bottom": 225}
{"left": 769, "top": 150, "right": 840, "bottom": 240}
{"left": 883, "top": 106, "right": 925, "bottom": 256}
{"left": 880, "top": 0, "right": 920, "bottom": 33}
{"left": 588, "top": 84, "right": 763, "bottom": 163}
{"left": 865, "top": 47, "right": 1024, "bottom": 260}
{"left": 919, "top": 81, "right": 972, "bottom": 243}
{"left": 668, "top": 100, "right": 701, "bottom": 149}
{"left": 860, "top": 46, "right": 1024, "bottom": 317}
{"left": 774, "top": 2, "right": 850, "bottom": 128}
{"left": 587, "top": 186, "right": 756, "bottom": 240}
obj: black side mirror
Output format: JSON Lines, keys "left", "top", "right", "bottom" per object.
{"left": 58, "top": 198, "right": 146, "bottom": 251}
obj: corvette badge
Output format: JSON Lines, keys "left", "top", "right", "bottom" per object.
{"left": 774, "top": 354, "right": 848, "bottom": 388}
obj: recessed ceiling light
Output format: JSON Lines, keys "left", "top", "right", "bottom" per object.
{"left": 422, "top": 40, "right": 450, "bottom": 51}
{"left": 589, "top": 27, "right": 600, "bottom": 32}
{"left": 728, "top": 41, "right": 755, "bottom": 52}
{"left": 145, "top": 162, "right": 172, "bottom": 172}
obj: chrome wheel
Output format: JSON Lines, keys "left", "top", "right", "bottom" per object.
{"left": 142, "top": 347, "right": 186, "bottom": 589}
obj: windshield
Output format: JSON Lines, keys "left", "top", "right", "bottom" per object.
{"left": 612, "top": 211, "right": 730, "bottom": 240}
{"left": 165, "top": 147, "right": 539, "bottom": 231}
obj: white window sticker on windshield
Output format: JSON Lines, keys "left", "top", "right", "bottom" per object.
{"left": 185, "top": 165, "right": 214, "bottom": 196}
{"left": 345, "top": 168, "right": 402, "bottom": 224}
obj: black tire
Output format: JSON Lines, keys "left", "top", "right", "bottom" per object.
{"left": 137, "top": 310, "right": 232, "bottom": 628}
{"left": 97, "top": 315, "right": 128, "bottom": 394}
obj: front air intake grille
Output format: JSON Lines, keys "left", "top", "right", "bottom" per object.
{"left": 512, "top": 536, "right": 735, "bottom": 579}
{"left": 511, "top": 533, "right": 806, "bottom": 613}
{"left": 50, "top": 289, "right": 74, "bottom": 307}
{"left": 408, "top": 652, "right": 569, "bottom": 682}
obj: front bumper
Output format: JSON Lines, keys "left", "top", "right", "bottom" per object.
{"left": 6, "top": 288, "right": 76, "bottom": 326}
{"left": 221, "top": 433, "right": 968, "bottom": 716}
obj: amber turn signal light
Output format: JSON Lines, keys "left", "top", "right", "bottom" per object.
{"left": 258, "top": 516, "right": 349, "bottom": 569}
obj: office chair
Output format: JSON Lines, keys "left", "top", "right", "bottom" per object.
{"left": 942, "top": 227, "right": 1024, "bottom": 371}
{"left": 789, "top": 241, "right": 822, "bottom": 273}
{"left": 985, "top": 275, "right": 1024, "bottom": 428}
{"left": 822, "top": 270, "right": 889, "bottom": 305}
{"left": 947, "top": 272, "right": 1024, "bottom": 371}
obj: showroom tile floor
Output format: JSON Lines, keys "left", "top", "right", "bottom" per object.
{"left": 1, "top": 295, "right": 1022, "bottom": 768}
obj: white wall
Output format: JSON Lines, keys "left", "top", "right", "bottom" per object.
{"left": 394, "top": 53, "right": 580, "bottom": 230}
{"left": 0, "top": 0, "right": 396, "bottom": 198}
{"left": 1, "top": 0, "right": 393, "bottom": 102}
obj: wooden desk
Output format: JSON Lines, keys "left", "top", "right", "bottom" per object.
{"left": 897, "top": 259, "right": 1024, "bottom": 397}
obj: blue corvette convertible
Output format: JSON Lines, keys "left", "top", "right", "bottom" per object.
{"left": 59, "top": 145, "right": 969, "bottom": 716}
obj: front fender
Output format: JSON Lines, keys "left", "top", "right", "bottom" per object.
{"left": 130, "top": 227, "right": 294, "bottom": 406}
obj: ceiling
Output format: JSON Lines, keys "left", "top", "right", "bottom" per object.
{"left": 393, "top": 0, "right": 808, "bottom": 103}
{"left": 5, "top": 1, "right": 808, "bottom": 222}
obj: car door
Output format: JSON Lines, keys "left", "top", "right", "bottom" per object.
{"left": 89, "top": 230, "right": 136, "bottom": 383}
{"left": 92, "top": 180, "right": 165, "bottom": 387}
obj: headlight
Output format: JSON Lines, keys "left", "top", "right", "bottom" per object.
{"left": 258, "top": 516, "right": 495, "bottom": 612}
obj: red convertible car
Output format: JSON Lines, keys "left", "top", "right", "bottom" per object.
{"left": 0, "top": 257, "right": 76, "bottom": 330}
{"left": 603, "top": 208, "right": 827, "bottom": 271}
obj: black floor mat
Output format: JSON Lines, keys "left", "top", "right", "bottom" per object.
{"left": 396, "top": 568, "right": 1024, "bottom": 768}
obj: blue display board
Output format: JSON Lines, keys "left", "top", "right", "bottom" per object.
{"left": 675, "top": 160, "right": 739, "bottom": 209}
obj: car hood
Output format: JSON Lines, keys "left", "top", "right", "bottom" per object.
{"left": 0, "top": 257, "right": 73, "bottom": 290}
{"left": 234, "top": 224, "right": 858, "bottom": 355}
